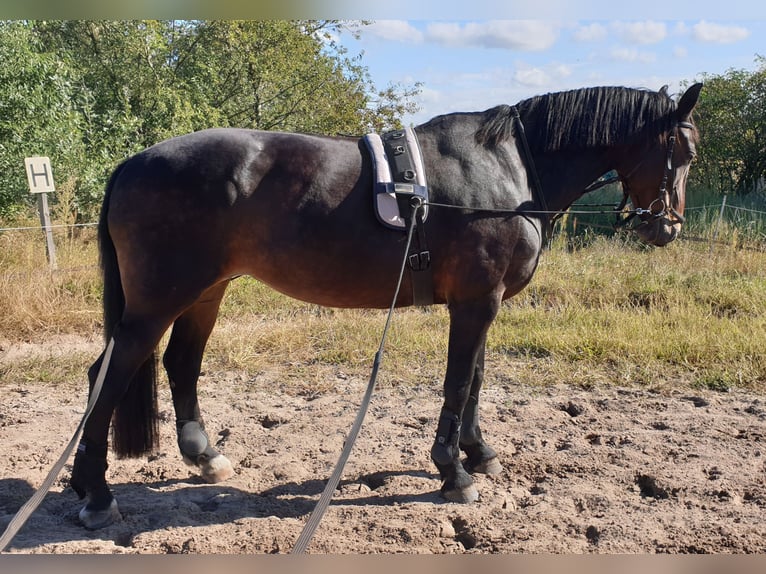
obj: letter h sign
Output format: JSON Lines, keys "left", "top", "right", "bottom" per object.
{"left": 24, "top": 156, "right": 56, "bottom": 194}
{"left": 23, "top": 156, "right": 58, "bottom": 268}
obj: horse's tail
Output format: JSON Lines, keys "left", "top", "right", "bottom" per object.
{"left": 99, "top": 161, "right": 159, "bottom": 459}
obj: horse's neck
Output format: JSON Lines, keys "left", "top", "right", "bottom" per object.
{"left": 536, "top": 147, "right": 617, "bottom": 213}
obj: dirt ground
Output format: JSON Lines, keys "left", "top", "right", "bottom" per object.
{"left": 2, "top": 336, "right": 766, "bottom": 554}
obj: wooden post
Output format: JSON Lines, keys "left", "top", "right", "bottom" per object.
{"left": 24, "top": 156, "right": 57, "bottom": 270}
{"left": 710, "top": 194, "right": 727, "bottom": 254}
{"left": 37, "top": 192, "right": 57, "bottom": 270}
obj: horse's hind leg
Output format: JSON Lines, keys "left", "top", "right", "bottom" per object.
{"left": 459, "top": 337, "right": 503, "bottom": 476}
{"left": 72, "top": 315, "right": 172, "bottom": 529}
{"left": 163, "top": 281, "right": 234, "bottom": 484}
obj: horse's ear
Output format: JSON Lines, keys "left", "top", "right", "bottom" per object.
{"left": 659, "top": 85, "right": 669, "bottom": 97}
{"left": 677, "top": 82, "right": 703, "bottom": 120}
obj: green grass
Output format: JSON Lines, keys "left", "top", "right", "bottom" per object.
{"left": 2, "top": 220, "right": 766, "bottom": 394}
{"left": 494, "top": 235, "right": 766, "bottom": 390}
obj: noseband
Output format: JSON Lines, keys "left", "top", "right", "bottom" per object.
{"left": 613, "top": 120, "right": 695, "bottom": 229}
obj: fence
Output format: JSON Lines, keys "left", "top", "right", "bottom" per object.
{"left": 562, "top": 191, "right": 766, "bottom": 252}
{"left": 0, "top": 221, "right": 98, "bottom": 270}
{"left": 2, "top": 197, "right": 766, "bottom": 272}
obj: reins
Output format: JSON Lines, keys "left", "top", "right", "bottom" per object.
{"left": 422, "top": 198, "right": 659, "bottom": 225}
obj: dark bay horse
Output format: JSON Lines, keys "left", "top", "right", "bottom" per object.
{"left": 70, "top": 83, "right": 702, "bottom": 529}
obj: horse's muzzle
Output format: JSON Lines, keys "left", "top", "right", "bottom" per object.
{"left": 634, "top": 217, "right": 681, "bottom": 246}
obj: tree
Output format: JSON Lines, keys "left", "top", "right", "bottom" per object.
{"left": 0, "top": 21, "right": 86, "bottom": 219}
{"left": 0, "top": 20, "right": 422, "bottom": 220}
{"left": 690, "top": 57, "right": 766, "bottom": 195}
{"left": 170, "top": 20, "right": 419, "bottom": 134}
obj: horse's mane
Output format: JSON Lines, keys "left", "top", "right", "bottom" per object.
{"left": 475, "top": 86, "right": 679, "bottom": 152}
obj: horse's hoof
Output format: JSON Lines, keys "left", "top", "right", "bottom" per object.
{"left": 79, "top": 499, "right": 121, "bottom": 530}
{"left": 199, "top": 454, "right": 235, "bottom": 483}
{"left": 441, "top": 484, "right": 480, "bottom": 503}
{"left": 468, "top": 457, "right": 503, "bottom": 476}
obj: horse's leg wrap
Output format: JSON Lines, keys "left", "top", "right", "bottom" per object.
{"left": 70, "top": 439, "right": 121, "bottom": 529}
{"left": 430, "top": 409, "right": 477, "bottom": 502}
{"left": 177, "top": 420, "right": 234, "bottom": 483}
{"left": 460, "top": 395, "right": 502, "bottom": 475}
{"left": 70, "top": 440, "right": 109, "bottom": 500}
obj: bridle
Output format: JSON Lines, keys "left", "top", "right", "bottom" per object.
{"left": 611, "top": 120, "right": 696, "bottom": 230}
{"left": 509, "top": 106, "right": 698, "bottom": 235}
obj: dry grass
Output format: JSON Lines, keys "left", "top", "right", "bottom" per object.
{"left": 0, "top": 226, "right": 101, "bottom": 339}
{"left": 2, "top": 225, "right": 765, "bottom": 394}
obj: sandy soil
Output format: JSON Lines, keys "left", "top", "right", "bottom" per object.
{"left": 1, "top": 337, "right": 766, "bottom": 554}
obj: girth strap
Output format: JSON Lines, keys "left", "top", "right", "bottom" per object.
{"left": 396, "top": 192, "right": 433, "bottom": 306}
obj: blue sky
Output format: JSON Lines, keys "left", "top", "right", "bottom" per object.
{"left": 3, "top": 2, "right": 762, "bottom": 129}
{"left": 336, "top": 19, "right": 765, "bottom": 126}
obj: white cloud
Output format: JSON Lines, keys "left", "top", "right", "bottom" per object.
{"left": 425, "top": 20, "right": 560, "bottom": 51}
{"left": 512, "top": 62, "right": 574, "bottom": 89}
{"left": 514, "top": 67, "right": 550, "bottom": 87}
{"left": 552, "top": 64, "right": 573, "bottom": 78}
{"left": 413, "top": 86, "right": 443, "bottom": 109}
{"left": 573, "top": 22, "right": 608, "bottom": 42}
{"left": 692, "top": 21, "right": 750, "bottom": 44}
{"left": 611, "top": 21, "right": 667, "bottom": 45}
{"left": 364, "top": 20, "right": 424, "bottom": 43}
{"left": 610, "top": 47, "right": 657, "bottom": 64}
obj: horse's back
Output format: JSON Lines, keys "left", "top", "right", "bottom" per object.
{"left": 106, "top": 127, "right": 366, "bottom": 231}
{"left": 103, "top": 128, "right": 405, "bottom": 307}
{"left": 112, "top": 128, "right": 355, "bottom": 201}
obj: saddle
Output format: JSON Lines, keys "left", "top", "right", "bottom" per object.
{"left": 364, "top": 128, "right": 429, "bottom": 229}
{"left": 363, "top": 128, "right": 433, "bottom": 306}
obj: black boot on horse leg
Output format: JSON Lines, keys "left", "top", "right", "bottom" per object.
{"left": 71, "top": 318, "right": 168, "bottom": 529}
{"left": 176, "top": 420, "right": 234, "bottom": 483}
{"left": 70, "top": 436, "right": 117, "bottom": 529}
{"left": 163, "top": 282, "right": 234, "bottom": 484}
{"left": 430, "top": 409, "right": 478, "bottom": 502}
{"left": 460, "top": 347, "right": 502, "bottom": 475}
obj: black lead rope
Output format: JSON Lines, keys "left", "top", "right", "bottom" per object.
{"left": 291, "top": 198, "right": 423, "bottom": 554}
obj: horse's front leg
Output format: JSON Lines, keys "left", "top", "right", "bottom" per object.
{"left": 459, "top": 338, "right": 503, "bottom": 476}
{"left": 431, "top": 296, "right": 500, "bottom": 502}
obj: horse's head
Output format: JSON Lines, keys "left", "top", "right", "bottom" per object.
{"left": 618, "top": 83, "right": 702, "bottom": 246}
